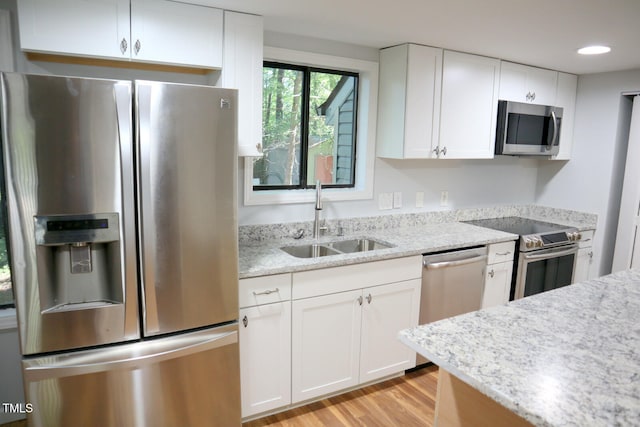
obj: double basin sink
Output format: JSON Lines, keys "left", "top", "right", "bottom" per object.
{"left": 281, "top": 238, "right": 394, "bottom": 258}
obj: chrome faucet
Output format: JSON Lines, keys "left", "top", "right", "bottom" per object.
{"left": 313, "top": 180, "right": 327, "bottom": 239}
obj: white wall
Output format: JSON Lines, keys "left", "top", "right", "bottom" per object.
{"left": 536, "top": 69, "right": 640, "bottom": 276}
{"left": 239, "top": 155, "right": 541, "bottom": 225}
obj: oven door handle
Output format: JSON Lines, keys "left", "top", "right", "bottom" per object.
{"left": 522, "top": 245, "right": 577, "bottom": 261}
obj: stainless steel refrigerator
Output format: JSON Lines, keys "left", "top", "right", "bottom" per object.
{"left": 0, "top": 72, "right": 240, "bottom": 426}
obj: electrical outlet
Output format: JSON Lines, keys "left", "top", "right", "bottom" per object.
{"left": 440, "top": 191, "right": 448, "bottom": 207}
{"left": 415, "top": 191, "right": 424, "bottom": 208}
{"left": 393, "top": 192, "right": 402, "bottom": 209}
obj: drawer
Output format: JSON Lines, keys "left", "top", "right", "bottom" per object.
{"left": 578, "top": 229, "right": 595, "bottom": 248}
{"left": 292, "top": 255, "right": 422, "bottom": 300}
{"left": 487, "top": 241, "right": 516, "bottom": 264}
{"left": 239, "top": 273, "right": 292, "bottom": 308}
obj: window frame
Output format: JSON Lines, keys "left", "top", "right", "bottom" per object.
{"left": 243, "top": 47, "right": 378, "bottom": 206}
{"left": 255, "top": 61, "right": 359, "bottom": 191}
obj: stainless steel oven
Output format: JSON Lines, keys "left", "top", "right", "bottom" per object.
{"left": 464, "top": 217, "right": 584, "bottom": 300}
{"left": 515, "top": 243, "right": 578, "bottom": 299}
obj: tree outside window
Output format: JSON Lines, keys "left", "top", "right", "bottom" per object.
{"left": 253, "top": 62, "right": 358, "bottom": 190}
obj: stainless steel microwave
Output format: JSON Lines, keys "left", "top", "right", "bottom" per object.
{"left": 495, "top": 100, "right": 563, "bottom": 156}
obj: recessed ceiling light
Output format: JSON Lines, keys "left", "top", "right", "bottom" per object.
{"left": 577, "top": 45, "right": 611, "bottom": 55}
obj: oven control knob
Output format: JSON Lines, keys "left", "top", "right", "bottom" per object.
{"left": 535, "top": 237, "right": 543, "bottom": 247}
{"left": 577, "top": 232, "right": 582, "bottom": 241}
{"left": 567, "top": 232, "right": 574, "bottom": 241}
{"left": 525, "top": 238, "right": 534, "bottom": 248}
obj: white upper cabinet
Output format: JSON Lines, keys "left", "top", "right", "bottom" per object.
{"left": 18, "top": 0, "right": 223, "bottom": 69}
{"left": 438, "top": 51, "right": 500, "bottom": 159}
{"left": 18, "top": 0, "right": 130, "bottom": 60}
{"left": 222, "top": 11, "right": 264, "bottom": 157}
{"left": 499, "top": 61, "right": 558, "bottom": 105}
{"left": 552, "top": 72, "right": 578, "bottom": 160}
{"left": 377, "top": 44, "right": 443, "bottom": 159}
{"left": 130, "top": 0, "right": 222, "bottom": 68}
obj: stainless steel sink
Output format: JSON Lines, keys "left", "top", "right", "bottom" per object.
{"left": 280, "top": 243, "right": 341, "bottom": 258}
{"left": 329, "top": 238, "right": 392, "bottom": 253}
{"left": 280, "top": 238, "right": 394, "bottom": 258}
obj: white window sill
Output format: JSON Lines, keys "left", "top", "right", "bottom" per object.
{"left": 0, "top": 308, "right": 17, "bottom": 330}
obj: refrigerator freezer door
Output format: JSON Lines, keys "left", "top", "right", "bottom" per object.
{"left": 1, "top": 73, "right": 139, "bottom": 355}
{"left": 23, "top": 323, "right": 241, "bottom": 427}
{"left": 136, "top": 81, "right": 239, "bottom": 336}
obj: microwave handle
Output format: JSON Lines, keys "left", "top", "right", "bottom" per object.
{"left": 548, "top": 110, "right": 559, "bottom": 150}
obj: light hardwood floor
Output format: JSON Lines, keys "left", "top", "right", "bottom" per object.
{"left": 244, "top": 364, "right": 439, "bottom": 427}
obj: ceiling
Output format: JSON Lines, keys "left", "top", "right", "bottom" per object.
{"left": 192, "top": 0, "right": 640, "bottom": 75}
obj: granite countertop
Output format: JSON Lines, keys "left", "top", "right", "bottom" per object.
{"left": 238, "top": 205, "right": 597, "bottom": 279}
{"left": 239, "top": 221, "right": 517, "bottom": 278}
{"left": 399, "top": 269, "right": 640, "bottom": 427}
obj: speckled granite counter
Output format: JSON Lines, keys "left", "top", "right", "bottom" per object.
{"left": 399, "top": 269, "right": 640, "bottom": 427}
{"left": 238, "top": 204, "right": 597, "bottom": 279}
{"left": 239, "top": 221, "right": 517, "bottom": 278}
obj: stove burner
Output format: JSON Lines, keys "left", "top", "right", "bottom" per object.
{"left": 464, "top": 216, "right": 581, "bottom": 251}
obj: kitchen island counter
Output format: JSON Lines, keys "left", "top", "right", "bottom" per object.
{"left": 399, "top": 269, "right": 640, "bottom": 426}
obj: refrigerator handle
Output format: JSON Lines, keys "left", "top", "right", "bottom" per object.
{"left": 23, "top": 328, "right": 237, "bottom": 383}
{"left": 135, "top": 82, "right": 160, "bottom": 334}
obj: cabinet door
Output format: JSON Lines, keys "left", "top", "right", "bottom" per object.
{"left": 239, "top": 303, "right": 291, "bottom": 418}
{"left": 377, "top": 44, "right": 443, "bottom": 159}
{"left": 438, "top": 51, "right": 500, "bottom": 159}
{"left": 18, "top": 0, "right": 130, "bottom": 60}
{"left": 482, "top": 261, "right": 513, "bottom": 308}
{"left": 222, "top": 11, "right": 264, "bottom": 157}
{"left": 291, "top": 290, "right": 362, "bottom": 403}
{"left": 552, "top": 72, "right": 578, "bottom": 160}
{"left": 499, "top": 61, "right": 558, "bottom": 105}
{"left": 573, "top": 247, "right": 594, "bottom": 283}
{"left": 360, "top": 279, "right": 421, "bottom": 383}
{"left": 130, "top": 0, "right": 223, "bottom": 68}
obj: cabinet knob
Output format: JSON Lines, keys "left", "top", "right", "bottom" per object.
{"left": 441, "top": 146, "right": 447, "bottom": 156}
{"left": 488, "top": 269, "right": 495, "bottom": 278}
{"left": 120, "top": 38, "right": 128, "bottom": 54}
{"left": 357, "top": 296, "right": 363, "bottom": 306}
{"left": 256, "top": 142, "right": 263, "bottom": 154}
{"left": 242, "top": 315, "right": 248, "bottom": 328}
{"left": 433, "top": 146, "right": 440, "bottom": 156}
{"left": 366, "top": 294, "right": 372, "bottom": 304}
{"left": 134, "top": 39, "right": 141, "bottom": 55}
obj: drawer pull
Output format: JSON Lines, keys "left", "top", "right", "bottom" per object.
{"left": 495, "top": 251, "right": 512, "bottom": 256}
{"left": 253, "top": 288, "right": 280, "bottom": 296}
{"left": 242, "top": 315, "right": 248, "bottom": 328}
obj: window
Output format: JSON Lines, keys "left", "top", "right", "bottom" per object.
{"left": 243, "top": 47, "right": 378, "bottom": 206}
{"left": 254, "top": 63, "right": 358, "bottom": 190}
{"left": 0, "top": 163, "right": 12, "bottom": 309}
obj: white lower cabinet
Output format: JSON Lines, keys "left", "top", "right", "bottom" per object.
{"left": 482, "top": 241, "right": 516, "bottom": 308}
{"left": 291, "top": 289, "right": 363, "bottom": 402}
{"left": 359, "top": 280, "right": 421, "bottom": 383}
{"left": 240, "top": 256, "right": 422, "bottom": 416}
{"left": 239, "top": 274, "right": 292, "bottom": 419}
{"left": 291, "top": 256, "right": 422, "bottom": 404}
{"left": 573, "top": 230, "right": 595, "bottom": 283}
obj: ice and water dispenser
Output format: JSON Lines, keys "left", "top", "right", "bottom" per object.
{"left": 34, "top": 213, "right": 123, "bottom": 312}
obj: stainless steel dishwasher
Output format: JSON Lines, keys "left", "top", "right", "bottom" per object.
{"left": 418, "top": 246, "right": 487, "bottom": 363}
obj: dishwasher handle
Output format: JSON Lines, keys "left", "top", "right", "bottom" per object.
{"left": 424, "top": 254, "right": 487, "bottom": 270}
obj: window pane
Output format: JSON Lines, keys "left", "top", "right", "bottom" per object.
{"left": 254, "top": 66, "right": 304, "bottom": 187}
{"left": 0, "top": 183, "right": 12, "bottom": 308}
{"left": 308, "top": 72, "right": 357, "bottom": 186}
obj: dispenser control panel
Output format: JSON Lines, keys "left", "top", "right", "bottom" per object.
{"left": 34, "top": 213, "right": 119, "bottom": 246}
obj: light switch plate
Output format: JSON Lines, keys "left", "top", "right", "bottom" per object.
{"left": 415, "top": 192, "right": 424, "bottom": 208}
{"left": 440, "top": 191, "right": 448, "bottom": 207}
{"left": 393, "top": 192, "right": 402, "bottom": 209}
{"left": 379, "top": 193, "right": 393, "bottom": 210}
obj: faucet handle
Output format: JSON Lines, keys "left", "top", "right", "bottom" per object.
{"left": 293, "top": 228, "right": 305, "bottom": 239}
